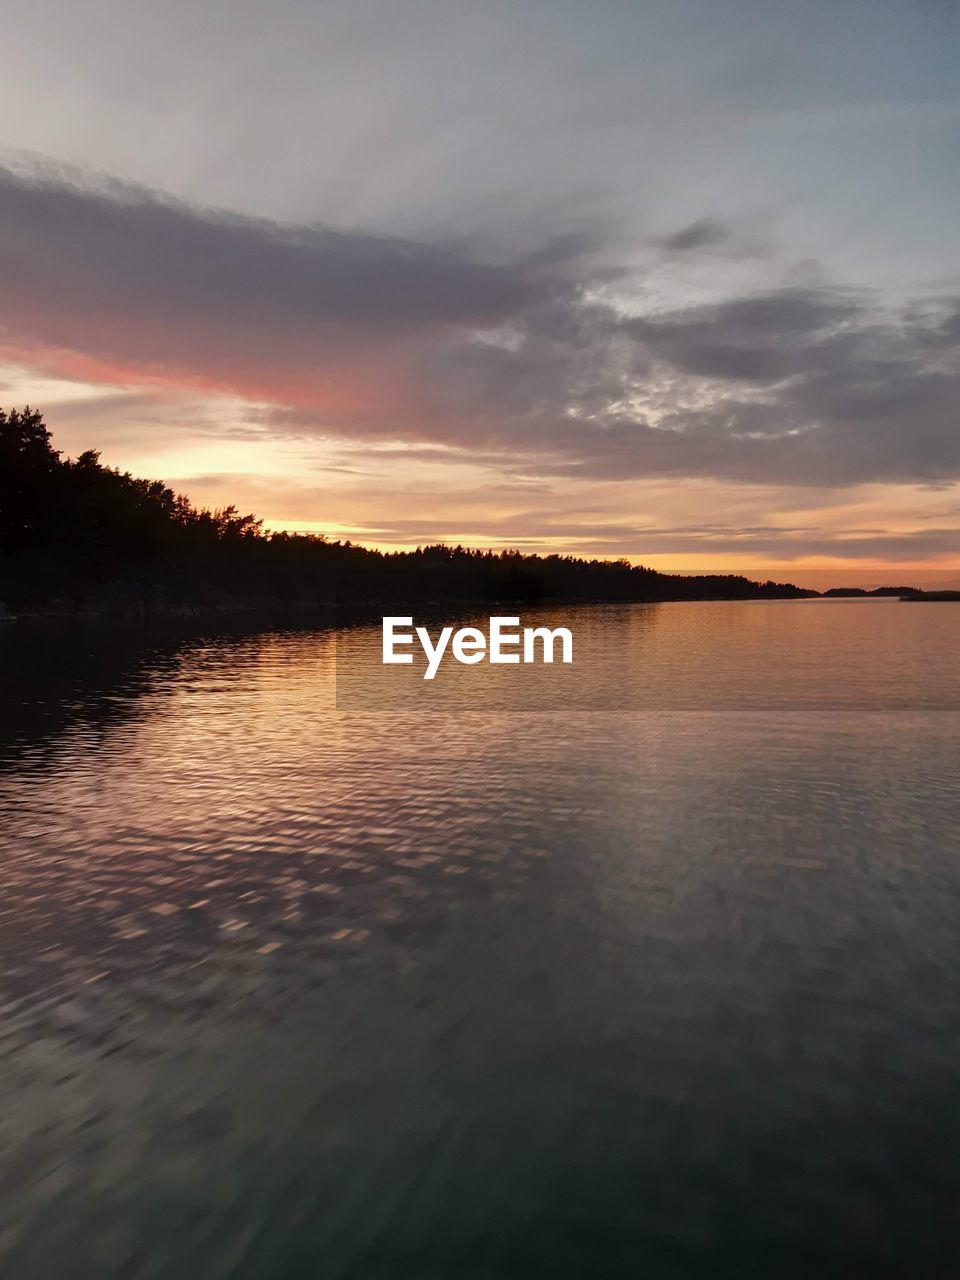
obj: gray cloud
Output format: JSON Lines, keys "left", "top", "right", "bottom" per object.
{"left": 410, "top": 286, "right": 960, "bottom": 487}
{"left": 623, "top": 288, "right": 864, "bottom": 383}
{"left": 0, "top": 165, "right": 555, "bottom": 365}
{"left": 657, "top": 218, "right": 733, "bottom": 252}
{"left": 2, "top": 163, "right": 960, "bottom": 490}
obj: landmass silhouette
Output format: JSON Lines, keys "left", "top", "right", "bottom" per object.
{"left": 0, "top": 407, "right": 927, "bottom": 616}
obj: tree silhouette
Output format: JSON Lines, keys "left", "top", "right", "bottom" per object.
{"left": 1, "top": 406, "right": 824, "bottom": 614}
{"left": 0, "top": 407, "right": 62, "bottom": 550}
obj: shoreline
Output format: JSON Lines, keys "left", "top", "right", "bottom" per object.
{"left": 4, "top": 589, "right": 952, "bottom": 627}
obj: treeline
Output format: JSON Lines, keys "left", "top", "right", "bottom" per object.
{"left": 0, "top": 407, "right": 817, "bottom": 614}
{"left": 822, "top": 586, "right": 921, "bottom": 598}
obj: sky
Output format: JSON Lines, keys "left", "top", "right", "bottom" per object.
{"left": 1, "top": 0, "right": 959, "bottom": 583}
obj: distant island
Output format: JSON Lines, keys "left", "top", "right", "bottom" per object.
{"left": 0, "top": 406, "right": 932, "bottom": 618}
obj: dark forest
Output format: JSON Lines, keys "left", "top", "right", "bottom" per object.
{"left": 3, "top": 407, "right": 915, "bottom": 616}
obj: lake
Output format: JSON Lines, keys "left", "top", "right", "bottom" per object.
{"left": 1, "top": 601, "right": 959, "bottom": 1278}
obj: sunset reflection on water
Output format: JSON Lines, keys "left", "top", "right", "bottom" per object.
{"left": 1, "top": 604, "right": 960, "bottom": 1277}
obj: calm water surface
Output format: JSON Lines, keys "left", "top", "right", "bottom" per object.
{"left": 1, "top": 601, "right": 960, "bottom": 1278}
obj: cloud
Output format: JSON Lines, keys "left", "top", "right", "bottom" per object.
{"left": 2, "top": 163, "right": 960, "bottom": 491}
{"left": 0, "top": 164, "right": 561, "bottom": 411}
{"left": 0, "top": 165, "right": 545, "bottom": 331}
{"left": 657, "top": 218, "right": 733, "bottom": 252}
